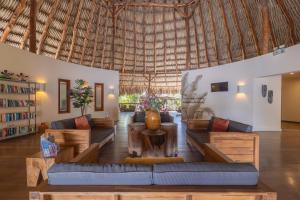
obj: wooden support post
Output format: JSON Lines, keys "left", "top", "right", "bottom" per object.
{"left": 218, "top": 0, "right": 232, "bottom": 62}
{"left": 229, "top": 0, "right": 245, "bottom": 59}
{"left": 207, "top": 0, "right": 219, "bottom": 65}
{"left": 80, "top": 0, "right": 97, "bottom": 65}
{"left": 21, "top": 0, "right": 44, "bottom": 50}
{"left": 67, "top": 0, "right": 84, "bottom": 62}
{"left": 0, "top": 0, "right": 26, "bottom": 43}
{"left": 55, "top": 0, "right": 73, "bottom": 59}
{"left": 91, "top": 6, "right": 103, "bottom": 67}
{"left": 198, "top": 2, "right": 209, "bottom": 67}
{"left": 37, "top": 0, "right": 60, "bottom": 55}
{"left": 29, "top": 0, "right": 37, "bottom": 53}
{"left": 184, "top": 7, "right": 191, "bottom": 69}
{"left": 241, "top": 0, "right": 260, "bottom": 55}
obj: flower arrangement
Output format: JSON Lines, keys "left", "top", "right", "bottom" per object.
{"left": 70, "top": 79, "right": 93, "bottom": 116}
{"left": 142, "top": 95, "right": 164, "bottom": 111}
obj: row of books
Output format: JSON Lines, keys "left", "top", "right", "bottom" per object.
{"left": 0, "top": 112, "right": 35, "bottom": 122}
{"left": 0, "top": 99, "right": 35, "bottom": 108}
{"left": 0, "top": 125, "right": 35, "bottom": 138}
{"left": 0, "top": 84, "right": 36, "bottom": 94}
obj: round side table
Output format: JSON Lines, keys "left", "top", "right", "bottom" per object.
{"left": 141, "top": 129, "right": 166, "bottom": 157}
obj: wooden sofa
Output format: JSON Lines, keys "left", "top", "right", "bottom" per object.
{"left": 186, "top": 118, "right": 259, "bottom": 169}
{"left": 28, "top": 142, "right": 276, "bottom": 200}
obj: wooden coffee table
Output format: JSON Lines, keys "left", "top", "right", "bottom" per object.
{"left": 141, "top": 129, "right": 166, "bottom": 157}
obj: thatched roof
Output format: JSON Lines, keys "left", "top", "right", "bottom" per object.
{"left": 0, "top": 0, "right": 300, "bottom": 94}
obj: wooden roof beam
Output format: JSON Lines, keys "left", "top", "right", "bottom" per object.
{"left": 229, "top": 0, "right": 246, "bottom": 59}
{"left": 153, "top": 7, "right": 157, "bottom": 75}
{"left": 20, "top": 0, "right": 44, "bottom": 50}
{"left": 0, "top": 0, "right": 26, "bottom": 43}
{"left": 192, "top": 15, "right": 200, "bottom": 68}
{"left": 207, "top": 0, "right": 219, "bottom": 65}
{"left": 113, "top": 0, "right": 199, "bottom": 8}
{"left": 218, "top": 0, "right": 232, "bottom": 62}
{"left": 163, "top": 4, "right": 167, "bottom": 84}
{"left": 110, "top": 5, "right": 116, "bottom": 70}
{"left": 55, "top": 0, "right": 73, "bottom": 59}
{"left": 67, "top": 0, "right": 84, "bottom": 62}
{"left": 37, "top": 0, "right": 60, "bottom": 55}
{"left": 198, "top": 2, "right": 209, "bottom": 67}
{"left": 143, "top": 10, "right": 146, "bottom": 75}
{"left": 261, "top": 0, "right": 271, "bottom": 54}
{"left": 121, "top": 7, "right": 127, "bottom": 73}
{"left": 80, "top": 0, "right": 97, "bottom": 65}
{"left": 29, "top": 0, "right": 37, "bottom": 53}
{"left": 275, "top": 0, "right": 296, "bottom": 45}
{"left": 101, "top": 6, "right": 109, "bottom": 68}
{"left": 91, "top": 6, "right": 103, "bottom": 67}
{"left": 173, "top": 9, "right": 179, "bottom": 88}
{"left": 184, "top": 7, "right": 191, "bottom": 70}
{"left": 131, "top": 5, "right": 137, "bottom": 87}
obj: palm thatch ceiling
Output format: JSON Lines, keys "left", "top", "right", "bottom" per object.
{"left": 0, "top": 0, "right": 300, "bottom": 94}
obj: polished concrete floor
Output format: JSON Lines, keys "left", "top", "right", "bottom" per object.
{"left": 0, "top": 112, "right": 300, "bottom": 199}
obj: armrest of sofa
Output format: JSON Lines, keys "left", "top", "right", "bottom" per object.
{"left": 92, "top": 118, "right": 115, "bottom": 128}
{"left": 187, "top": 119, "right": 209, "bottom": 131}
{"left": 70, "top": 143, "right": 100, "bottom": 163}
{"left": 44, "top": 129, "right": 91, "bottom": 155}
{"left": 209, "top": 132, "right": 259, "bottom": 170}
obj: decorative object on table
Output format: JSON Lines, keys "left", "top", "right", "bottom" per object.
{"left": 38, "top": 122, "right": 49, "bottom": 134}
{"left": 40, "top": 135, "right": 59, "bottom": 158}
{"left": 262, "top": 84, "right": 267, "bottom": 98}
{"left": 0, "top": 70, "right": 14, "bottom": 80}
{"left": 70, "top": 79, "right": 93, "bottom": 116}
{"left": 145, "top": 108, "right": 161, "bottom": 131}
{"left": 181, "top": 72, "right": 214, "bottom": 121}
{"left": 94, "top": 83, "right": 104, "bottom": 111}
{"left": 268, "top": 90, "right": 273, "bottom": 104}
{"left": 58, "top": 79, "right": 70, "bottom": 114}
{"left": 16, "top": 73, "right": 29, "bottom": 82}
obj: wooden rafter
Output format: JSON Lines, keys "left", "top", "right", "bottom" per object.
{"left": 192, "top": 14, "right": 200, "bottom": 68}
{"left": 207, "top": 0, "right": 219, "bottom": 65}
{"left": 37, "top": 0, "right": 60, "bottom": 55}
{"left": 113, "top": 0, "right": 199, "bottom": 8}
{"left": 0, "top": 0, "right": 26, "bottom": 43}
{"left": 198, "top": 2, "right": 209, "bottom": 67}
{"left": 163, "top": 5, "right": 167, "bottom": 84}
{"left": 153, "top": 7, "right": 157, "bottom": 74}
{"left": 143, "top": 10, "right": 146, "bottom": 75}
{"left": 101, "top": 5, "right": 109, "bottom": 68}
{"left": 110, "top": 5, "right": 116, "bottom": 70}
{"left": 80, "top": 0, "right": 97, "bottom": 65}
{"left": 241, "top": 0, "right": 260, "bottom": 55}
{"left": 184, "top": 7, "right": 191, "bottom": 69}
{"left": 29, "top": 0, "right": 37, "bottom": 53}
{"left": 261, "top": 0, "right": 270, "bottom": 54}
{"left": 121, "top": 7, "right": 127, "bottom": 74}
{"left": 67, "top": 0, "right": 84, "bottom": 62}
{"left": 218, "top": 0, "right": 232, "bottom": 62}
{"left": 55, "top": 0, "right": 73, "bottom": 59}
{"left": 131, "top": 6, "right": 137, "bottom": 87}
{"left": 20, "top": 0, "right": 44, "bottom": 50}
{"left": 91, "top": 6, "right": 103, "bottom": 67}
{"left": 275, "top": 0, "right": 296, "bottom": 45}
{"left": 229, "top": 0, "right": 246, "bottom": 59}
{"left": 173, "top": 9, "right": 179, "bottom": 88}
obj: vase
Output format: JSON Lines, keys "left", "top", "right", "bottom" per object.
{"left": 145, "top": 109, "right": 161, "bottom": 131}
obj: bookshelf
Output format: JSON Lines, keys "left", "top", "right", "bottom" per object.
{"left": 0, "top": 79, "right": 37, "bottom": 141}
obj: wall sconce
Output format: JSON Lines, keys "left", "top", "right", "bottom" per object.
{"left": 237, "top": 83, "right": 246, "bottom": 94}
{"left": 36, "top": 83, "right": 46, "bottom": 92}
{"left": 108, "top": 86, "right": 115, "bottom": 95}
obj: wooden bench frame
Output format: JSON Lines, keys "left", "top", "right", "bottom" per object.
{"left": 29, "top": 143, "right": 276, "bottom": 200}
{"left": 187, "top": 119, "right": 260, "bottom": 169}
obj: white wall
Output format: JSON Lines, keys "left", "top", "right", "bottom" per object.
{"left": 183, "top": 44, "right": 300, "bottom": 131}
{"left": 0, "top": 44, "right": 119, "bottom": 124}
{"left": 282, "top": 76, "right": 300, "bottom": 122}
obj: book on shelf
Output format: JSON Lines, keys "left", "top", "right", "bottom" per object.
{"left": 0, "top": 83, "right": 36, "bottom": 94}
{"left": 0, "top": 99, "right": 35, "bottom": 108}
{"left": 0, "top": 112, "right": 35, "bottom": 122}
{"left": 0, "top": 125, "right": 35, "bottom": 139}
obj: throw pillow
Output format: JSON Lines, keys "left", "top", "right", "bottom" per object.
{"left": 75, "top": 116, "right": 91, "bottom": 130}
{"left": 211, "top": 118, "right": 229, "bottom": 132}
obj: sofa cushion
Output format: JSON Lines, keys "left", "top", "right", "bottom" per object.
{"left": 211, "top": 118, "right": 230, "bottom": 132}
{"left": 153, "top": 162, "right": 258, "bottom": 185}
{"left": 160, "top": 112, "right": 172, "bottom": 123}
{"left": 85, "top": 114, "right": 95, "bottom": 127}
{"left": 134, "top": 112, "right": 146, "bottom": 123}
{"left": 228, "top": 120, "right": 253, "bottom": 132}
{"left": 48, "top": 163, "right": 153, "bottom": 185}
{"left": 51, "top": 118, "right": 75, "bottom": 129}
{"left": 75, "top": 116, "right": 90, "bottom": 130}
{"left": 91, "top": 127, "right": 114, "bottom": 143}
{"left": 186, "top": 129, "right": 209, "bottom": 144}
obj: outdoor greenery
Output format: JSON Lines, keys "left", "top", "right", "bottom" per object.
{"left": 70, "top": 79, "right": 93, "bottom": 116}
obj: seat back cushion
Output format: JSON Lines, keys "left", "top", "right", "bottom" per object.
{"left": 228, "top": 120, "right": 253, "bottom": 132}
{"left": 48, "top": 163, "right": 153, "bottom": 185}
{"left": 75, "top": 116, "right": 91, "bottom": 130}
{"left": 51, "top": 118, "right": 76, "bottom": 129}
{"left": 211, "top": 118, "right": 230, "bottom": 132}
{"left": 153, "top": 162, "right": 258, "bottom": 185}
{"left": 160, "top": 112, "right": 172, "bottom": 123}
{"left": 134, "top": 112, "right": 146, "bottom": 123}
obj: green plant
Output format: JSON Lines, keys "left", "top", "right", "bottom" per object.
{"left": 70, "top": 79, "right": 93, "bottom": 116}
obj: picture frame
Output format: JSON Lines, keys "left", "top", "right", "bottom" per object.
{"left": 58, "top": 79, "right": 70, "bottom": 113}
{"left": 94, "top": 83, "right": 104, "bottom": 111}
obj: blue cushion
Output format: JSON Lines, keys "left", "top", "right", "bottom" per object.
{"left": 153, "top": 162, "right": 258, "bottom": 185}
{"left": 48, "top": 163, "right": 153, "bottom": 185}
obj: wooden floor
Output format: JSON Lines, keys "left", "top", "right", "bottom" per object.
{"left": 0, "top": 112, "right": 300, "bottom": 200}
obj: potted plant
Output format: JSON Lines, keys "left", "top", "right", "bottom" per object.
{"left": 70, "top": 79, "right": 93, "bottom": 116}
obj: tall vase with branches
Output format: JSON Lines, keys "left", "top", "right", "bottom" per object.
{"left": 70, "top": 79, "right": 93, "bottom": 116}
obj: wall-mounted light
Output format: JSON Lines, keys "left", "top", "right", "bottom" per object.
{"left": 108, "top": 85, "right": 115, "bottom": 95}
{"left": 36, "top": 82, "right": 46, "bottom": 92}
{"left": 237, "top": 81, "right": 246, "bottom": 94}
